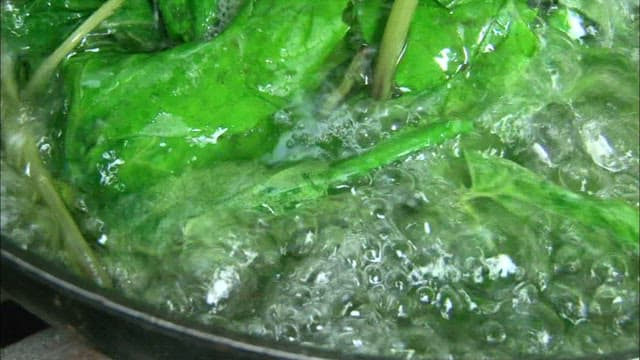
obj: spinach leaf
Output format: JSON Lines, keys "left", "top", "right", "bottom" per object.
{"left": 252, "top": 119, "right": 473, "bottom": 210}
{"left": 433, "top": 1, "right": 538, "bottom": 118}
{"left": 343, "top": 0, "right": 540, "bottom": 154}
{"left": 555, "top": 0, "right": 639, "bottom": 48}
{"left": 1, "top": 0, "right": 164, "bottom": 84}
{"left": 98, "top": 119, "right": 471, "bottom": 312}
{"left": 63, "top": 0, "right": 350, "bottom": 196}
{"left": 354, "top": 0, "right": 538, "bottom": 95}
{"left": 464, "top": 151, "right": 639, "bottom": 250}
{"left": 159, "top": 0, "right": 245, "bottom": 42}
{"left": 99, "top": 119, "right": 472, "bottom": 235}
{"left": 273, "top": 0, "right": 537, "bottom": 165}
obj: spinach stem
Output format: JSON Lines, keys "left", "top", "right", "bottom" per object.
{"left": 12, "top": 0, "right": 127, "bottom": 286}
{"left": 1, "top": 43, "right": 19, "bottom": 103}
{"left": 327, "top": 119, "right": 473, "bottom": 182}
{"left": 251, "top": 120, "right": 473, "bottom": 209}
{"left": 21, "top": 132, "right": 112, "bottom": 287}
{"left": 371, "top": 0, "right": 418, "bottom": 100}
{"left": 322, "top": 47, "right": 375, "bottom": 113}
{"left": 24, "top": 0, "right": 126, "bottom": 98}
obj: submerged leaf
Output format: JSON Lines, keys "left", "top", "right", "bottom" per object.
{"left": 99, "top": 118, "right": 471, "bottom": 312}
{"left": 465, "top": 151, "right": 639, "bottom": 250}
{"left": 63, "top": 0, "right": 350, "bottom": 195}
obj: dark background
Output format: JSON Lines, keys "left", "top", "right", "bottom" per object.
{"left": 1, "top": 299, "right": 49, "bottom": 347}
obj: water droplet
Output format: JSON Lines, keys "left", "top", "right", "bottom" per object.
{"left": 363, "top": 242, "right": 384, "bottom": 264}
{"left": 485, "top": 254, "right": 519, "bottom": 280}
{"left": 383, "top": 269, "right": 407, "bottom": 292}
{"left": 512, "top": 281, "right": 540, "bottom": 313}
{"left": 277, "top": 322, "right": 300, "bottom": 342}
{"left": 364, "top": 264, "right": 383, "bottom": 286}
{"left": 273, "top": 109, "right": 293, "bottom": 127}
{"left": 436, "top": 285, "right": 461, "bottom": 320}
{"left": 363, "top": 198, "right": 391, "bottom": 220}
{"left": 590, "top": 255, "right": 628, "bottom": 285}
{"left": 590, "top": 284, "right": 626, "bottom": 318}
{"left": 464, "top": 256, "right": 485, "bottom": 284}
{"left": 416, "top": 285, "right": 437, "bottom": 304}
{"left": 553, "top": 245, "right": 584, "bottom": 274}
{"left": 355, "top": 126, "right": 380, "bottom": 148}
{"left": 480, "top": 320, "right": 507, "bottom": 344}
{"left": 580, "top": 122, "right": 628, "bottom": 172}
{"left": 546, "top": 283, "right": 588, "bottom": 325}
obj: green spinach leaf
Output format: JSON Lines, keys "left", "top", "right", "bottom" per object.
{"left": 1, "top": 0, "right": 164, "bottom": 84}
{"left": 98, "top": 118, "right": 472, "bottom": 312}
{"left": 353, "top": 0, "right": 538, "bottom": 95}
{"left": 159, "top": 0, "right": 245, "bottom": 42}
{"left": 63, "top": 0, "right": 350, "bottom": 195}
{"left": 465, "top": 151, "right": 639, "bottom": 250}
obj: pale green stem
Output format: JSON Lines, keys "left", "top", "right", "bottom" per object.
{"left": 24, "top": 0, "right": 126, "bottom": 98}
{"left": 322, "top": 47, "right": 374, "bottom": 114}
{"left": 1, "top": 43, "right": 20, "bottom": 104}
{"left": 371, "top": 0, "right": 418, "bottom": 100}
{"left": 22, "top": 133, "right": 112, "bottom": 287}
{"left": 14, "top": 0, "right": 127, "bottom": 287}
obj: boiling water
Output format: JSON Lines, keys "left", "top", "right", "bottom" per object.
{"left": 1, "top": 1, "right": 639, "bottom": 359}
